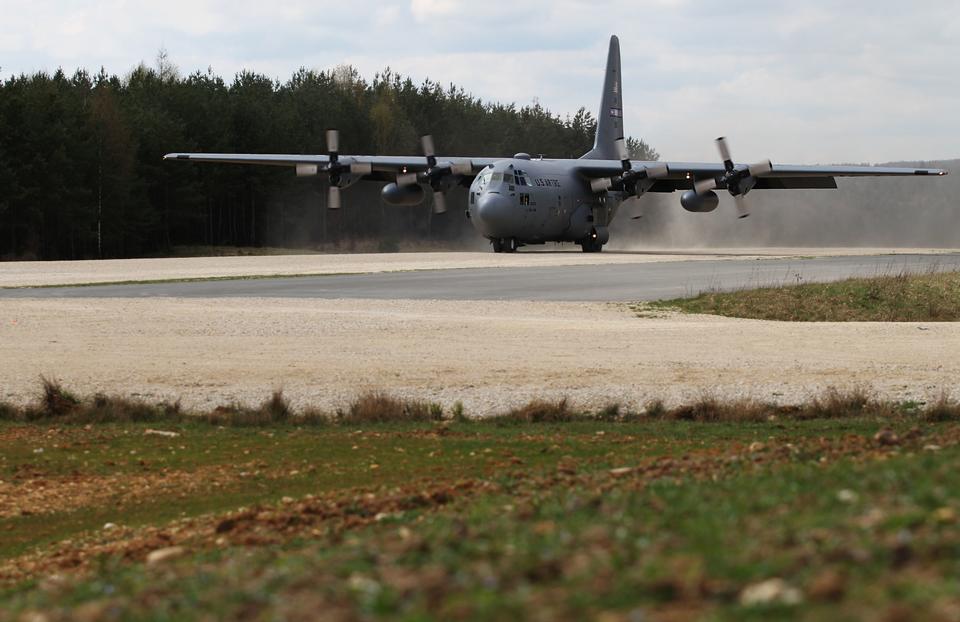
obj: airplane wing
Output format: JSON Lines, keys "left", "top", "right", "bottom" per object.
{"left": 163, "top": 152, "right": 497, "bottom": 184}
{"left": 574, "top": 159, "right": 948, "bottom": 192}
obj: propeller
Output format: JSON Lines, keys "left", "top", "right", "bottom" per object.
{"left": 396, "top": 135, "right": 472, "bottom": 214}
{"left": 421, "top": 135, "right": 447, "bottom": 214}
{"left": 326, "top": 129, "right": 342, "bottom": 209}
{"left": 694, "top": 136, "right": 772, "bottom": 219}
{"left": 591, "top": 137, "right": 669, "bottom": 196}
{"left": 323, "top": 129, "right": 372, "bottom": 210}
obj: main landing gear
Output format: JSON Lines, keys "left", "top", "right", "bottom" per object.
{"left": 579, "top": 238, "right": 604, "bottom": 253}
{"left": 491, "top": 238, "right": 519, "bottom": 253}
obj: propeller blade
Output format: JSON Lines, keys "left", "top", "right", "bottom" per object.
{"left": 715, "top": 136, "right": 733, "bottom": 170}
{"left": 450, "top": 160, "right": 473, "bottom": 176}
{"left": 396, "top": 172, "right": 419, "bottom": 187}
{"left": 735, "top": 195, "right": 750, "bottom": 219}
{"left": 432, "top": 191, "right": 447, "bottom": 214}
{"left": 695, "top": 178, "right": 718, "bottom": 195}
{"left": 590, "top": 177, "right": 613, "bottom": 193}
{"left": 645, "top": 163, "right": 669, "bottom": 178}
{"left": 421, "top": 135, "right": 436, "bottom": 158}
{"left": 328, "top": 185, "right": 341, "bottom": 210}
{"left": 350, "top": 161, "right": 372, "bottom": 175}
{"left": 748, "top": 159, "right": 773, "bottom": 177}
{"left": 614, "top": 137, "right": 629, "bottom": 162}
{"left": 326, "top": 129, "right": 340, "bottom": 155}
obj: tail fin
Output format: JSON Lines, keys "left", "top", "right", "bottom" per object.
{"left": 580, "top": 35, "right": 623, "bottom": 161}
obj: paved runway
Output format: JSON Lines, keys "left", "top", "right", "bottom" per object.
{"left": 3, "top": 253, "right": 958, "bottom": 301}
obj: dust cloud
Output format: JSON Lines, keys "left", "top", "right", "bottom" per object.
{"left": 610, "top": 159, "right": 958, "bottom": 249}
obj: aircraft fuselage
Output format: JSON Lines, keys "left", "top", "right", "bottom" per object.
{"left": 467, "top": 156, "right": 618, "bottom": 252}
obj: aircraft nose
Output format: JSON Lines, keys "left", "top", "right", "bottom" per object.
{"left": 473, "top": 193, "right": 513, "bottom": 236}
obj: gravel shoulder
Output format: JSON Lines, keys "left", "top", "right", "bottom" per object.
{"left": 2, "top": 297, "right": 956, "bottom": 415}
{"left": 3, "top": 248, "right": 957, "bottom": 288}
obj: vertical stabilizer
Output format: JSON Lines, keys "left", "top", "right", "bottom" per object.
{"left": 580, "top": 35, "right": 623, "bottom": 161}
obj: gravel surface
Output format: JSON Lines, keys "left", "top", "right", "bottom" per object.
{"left": 2, "top": 297, "right": 956, "bottom": 416}
{"left": 3, "top": 248, "right": 956, "bottom": 288}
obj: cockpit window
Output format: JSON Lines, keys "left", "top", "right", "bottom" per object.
{"left": 476, "top": 170, "right": 518, "bottom": 192}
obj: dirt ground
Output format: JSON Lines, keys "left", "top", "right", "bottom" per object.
{"left": 1, "top": 296, "right": 957, "bottom": 414}
{"left": 2, "top": 247, "right": 956, "bottom": 287}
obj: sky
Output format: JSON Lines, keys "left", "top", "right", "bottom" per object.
{"left": 1, "top": 0, "right": 957, "bottom": 164}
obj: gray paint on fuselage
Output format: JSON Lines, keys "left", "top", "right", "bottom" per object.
{"left": 468, "top": 158, "right": 610, "bottom": 243}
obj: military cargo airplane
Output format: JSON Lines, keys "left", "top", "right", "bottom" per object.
{"left": 165, "top": 35, "right": 947, "bottom": 253}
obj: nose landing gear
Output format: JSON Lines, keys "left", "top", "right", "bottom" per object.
{"left": 579, "top": 226, "right": 607, "bottom": 253}
{"left": 579, "top": 238, "right": 604, "bottom": 253}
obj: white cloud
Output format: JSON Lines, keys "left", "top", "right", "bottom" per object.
{"left": 0, "top": 0, "right": 957, "bottom": 162}
{"left": 410, "top": 0, "right": 459, "bottom": 21}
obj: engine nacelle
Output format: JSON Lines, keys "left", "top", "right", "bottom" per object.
{"left": 381, "top": 182, "right": 425, "bottom": 206}
{"left": 680, "top": 190, "right": 719, "bottom": 213}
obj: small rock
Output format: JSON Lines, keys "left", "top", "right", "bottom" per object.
{"left": 873, "top": 429, "right": 900, "bottom": 446}
{"left": 836, "top": 489, "right": 859, "bottom": 504}
{"left": 609, "top": 467, "right": 634, "bottom": 477}
{"left": 102, "top": 522, "right": 118, "bottom": 531}
{"left": 348, "top": 573, "right": 381, "bottom": 595}
{"left": 146, "top": 546, "right": 186, "bottom": 566}
{"left": 748, "top": 441, "right": 766, "bottom": 453}
{"left": 281, "top": 496, "right": 295, "bottom": 504}
{"left": 856, "top": 508, "right": 887, "bottom": 529}
{"left": 923, "top": 444, "right": 942, "bottom": 452}
{"left": 933, "top": 507, "right": 956, "bottom": 524}
{"left": 740, "top": 578, "right": 804, "bottom": 606}
{"left": 38, "top": 574, "right": 69, "bottom": 593}
{"left": 144, "top": 429, "right": 180, "bottom": 438}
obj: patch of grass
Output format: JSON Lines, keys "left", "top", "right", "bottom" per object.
{"left": 662, "top": 395, "right": 772, "bottom": 423}
{"left": 490, "top": 398, "right": 578, "bottom": 424}
{"left": 200, "top": 391, "right": 330, "bottom": 427}
{"left": 641, "top": 387, "right": 926, "bottom": 423}
{"left": 336, "top": 392, "right": 443, "bottom": 424}
{"left": 802, "top": 385, "right": 876, "bottom": 419}
{"left": 83, "top": 394, "right": 181, "bottom": 423}
{"left": 451, "top": 401, "right": 467, "bottom": 423}
{"left": 923, "top": 391, "right": 960, "bottom": 422}
{"left": 36, "top": 376, "right": 80, "bottom": 418}
{"left": 3, "top": 419, "right": 960, "bottom": 620}
{"left": 651, "top": 270, "right": 960, "bottom": 321}
{"left": 3, "top": 382, "right": 959, "bottom": 428}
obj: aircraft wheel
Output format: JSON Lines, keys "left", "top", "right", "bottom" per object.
{"left": 580, "top": 239, "right": 603, "bottom": 253}
{"left": 507, "top": 238, "right": 519, "bottom": 253}
{"left": 491, "top": 238, "right": 504, "bottom": 253}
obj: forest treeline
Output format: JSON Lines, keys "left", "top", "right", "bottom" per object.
{"left": 0, "top": 56, "right": 658, "bottom": 260}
